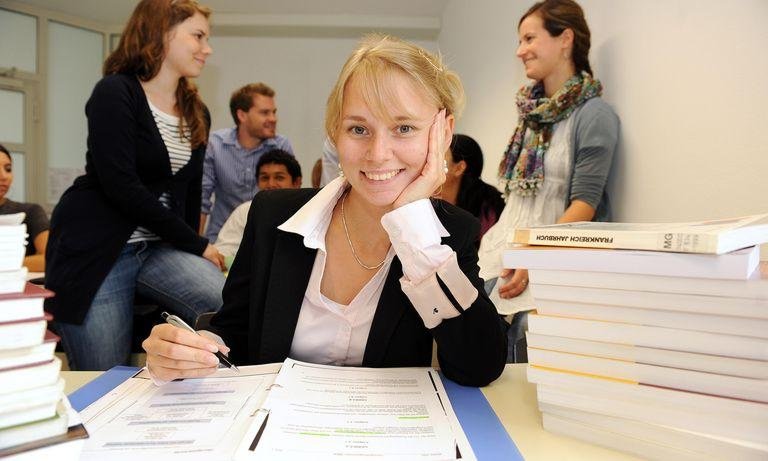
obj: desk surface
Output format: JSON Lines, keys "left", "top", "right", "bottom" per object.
{"left": 62, "top": 365, "right": 641, "bottom": 461}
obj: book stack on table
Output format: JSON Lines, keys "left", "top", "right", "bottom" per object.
{"left": 506, "top": 214, "right": 768, "bottom": 460}
{"left": 0, "top": 213, "right": 88, "bottom": 460}
{"left": 0, "top": 213, "right": 29, "bottom": 295}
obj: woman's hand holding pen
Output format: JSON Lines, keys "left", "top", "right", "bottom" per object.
{"left": 142, "top": 324, "right": 230, "bottom": 381}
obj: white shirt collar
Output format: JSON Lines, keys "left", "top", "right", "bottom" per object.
{"left": 277, "top": 176, "right": 348, "bottom": 251}
{"left": 277, "top": 176, "right": 451, "bottom": 251}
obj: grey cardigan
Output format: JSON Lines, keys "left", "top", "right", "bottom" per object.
{"left": 566, "top": 97, "right": 620, "bottom": 221}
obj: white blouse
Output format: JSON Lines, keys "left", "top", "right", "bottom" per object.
{"left": 150, "top": 177, "right": 480, "bottom": 385}
{"left": 478, "top": 116, "right": 575, "bottom": 314}
{"left": 279, "top": 177, "right": 478, "bottom": 366}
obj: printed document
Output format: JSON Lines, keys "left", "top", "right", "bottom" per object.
{"left": 79, "top": 364, "right": 279, "bottom": 461}
{"left": 235, "top": 359, "right": 474, "bottom": 460}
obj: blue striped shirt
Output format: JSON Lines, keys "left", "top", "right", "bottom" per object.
{"left": 201, "top": 127, "right": 293, "bottom": 241}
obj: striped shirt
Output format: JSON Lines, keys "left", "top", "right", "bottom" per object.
{"left": 201, "top": 127, "right": 294, "bottom": 241}
{"left": 128, "top": 101, "right": 192, "bottom": 243}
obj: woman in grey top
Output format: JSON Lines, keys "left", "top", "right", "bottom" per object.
{"left": 478, "top": 0, "right": 620, "bottom": 360}
{"left": 0, "top": 143, "right": 49, "bottom": 272}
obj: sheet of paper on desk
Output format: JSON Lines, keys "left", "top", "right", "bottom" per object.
{"left": 78, "top": 364, "right": 280, "bottom": 461}
{"left": 235, "top": 359, "right": 475, "bottom": 461}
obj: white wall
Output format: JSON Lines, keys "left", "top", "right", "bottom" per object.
{"left": 439, "top": 0, "right": 768, "bottom": 224}
{"left": 195, "top": 35, "right": 436, "bottom": 183}
{"left": 46, "top": 20, "right": 103, "bottom": 202}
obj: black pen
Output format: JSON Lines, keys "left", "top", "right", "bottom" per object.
{"left": 161, "top": 311, "right": 240, "bottom": 373}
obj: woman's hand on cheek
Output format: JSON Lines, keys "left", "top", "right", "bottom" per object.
{"left": 393, "top": 109, "right": 451, "bottom": 209}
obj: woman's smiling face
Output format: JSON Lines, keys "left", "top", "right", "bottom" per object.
{"left": 335, "top": 70, "right": 438, "bottom": 210}
{"left": 516, "top": 13, "right": 568, "bottom": 82}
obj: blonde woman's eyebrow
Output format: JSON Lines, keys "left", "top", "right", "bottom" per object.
{"left": 342, "top": 115, "right": 368, "bottom": 122}
{"left": 342, "top": 114, "right": 423, "bottom": 124}
{"left": 392, "top": 115, "right": 420, "bottom": 122}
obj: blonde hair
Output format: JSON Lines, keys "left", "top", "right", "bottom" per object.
{"left": 325, "top": 34, "right": 465, "bottom": 141}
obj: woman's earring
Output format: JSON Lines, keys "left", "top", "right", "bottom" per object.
{"left": 443, "top": 159, "right": 449, "bottom": 174}
{"left": 338, "top": 163, "right": 344, "bottom": 178}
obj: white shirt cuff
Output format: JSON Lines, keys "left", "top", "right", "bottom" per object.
{"left": 400, "top": 253, "right": 479, "bottom": 329}
{"left": 381, "top": 199, "right": 452, "bottom": 283}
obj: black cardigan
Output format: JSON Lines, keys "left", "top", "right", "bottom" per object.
{"left": 208, "top": 189, "right": 508, "bottom": 387}
{"left": 46, "top": 73, "right": 209, "bottom": 324}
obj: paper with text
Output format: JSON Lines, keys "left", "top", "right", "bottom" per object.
{"left": 79, "top": 364, "right": 279, "bottom": 461}
{"left": 235, "top": 359, "right": 474, "bottom": 461}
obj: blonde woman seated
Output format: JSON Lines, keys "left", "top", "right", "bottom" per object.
{"left": 144, "top": 34, "right": 507, "bottom": 387}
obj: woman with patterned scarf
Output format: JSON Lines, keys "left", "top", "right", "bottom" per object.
{"left": 478, "top": 0, "right": 620, "bottom": 362}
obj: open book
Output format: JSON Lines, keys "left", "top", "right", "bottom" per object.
{"left": 78, "top": 359, "right": 476, "bottom": 461}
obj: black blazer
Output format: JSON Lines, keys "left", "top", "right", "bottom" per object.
{"left": 46, "top": 73, "right": 209, "bottom": 324}
{"left": 208, "top": 188, "right": 507, "bottom": 387}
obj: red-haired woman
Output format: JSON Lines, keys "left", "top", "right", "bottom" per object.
{"left": 46, "top": 0, "right": 225, "bottom": 370}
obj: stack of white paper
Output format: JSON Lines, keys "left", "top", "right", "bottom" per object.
{"left": 0, "top": 212, "right": 28, "bottom": 293}
{"left": 78, "top": 360, "right": 475, "bottom": 461}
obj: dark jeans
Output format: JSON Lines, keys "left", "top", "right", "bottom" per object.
{"left": 57, "top": 241, "right": 225, "bottom": 370}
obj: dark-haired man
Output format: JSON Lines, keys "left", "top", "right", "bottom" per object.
{"left": 214, "top": 150, "right": 301, "bottom": 259}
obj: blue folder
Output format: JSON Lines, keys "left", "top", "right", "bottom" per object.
{"left": 70, "top": 366, "right": 521, "bottom": 461}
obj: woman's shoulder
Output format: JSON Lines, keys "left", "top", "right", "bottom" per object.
{"left": 0, "top": 200, "right": 48, "bottom": 229}
{"left": 255, "top": 187, "right": 317, "bottom": 205}
{"left": 575, "top": 97, "right": 620, "bottom": 125}
{"left": 432, "top": 199, "right": 480, "bottom": 234}
{"left": 0, "top": 199, "right": 44, "bottom": 215}
{"left": 86, "top": 74, "right": 145, "bottom": 120}
{"left": 578, "top": 97, "right": 617, "bottom": 116}
{"left": 90, "top": 73, "right": 141, "bottom": 101}
{"left": 251, "top": 188, "right": 319, "bottom": 223}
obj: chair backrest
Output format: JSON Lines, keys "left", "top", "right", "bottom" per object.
{"left": 195, "top": 311, "right": 217, "bottom": 330}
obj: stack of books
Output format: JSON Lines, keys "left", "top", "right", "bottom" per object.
{"left": 0, "top": 214, "right": 88, "bottom": 459}
{"left": 0, "top": 213, "right": 29, "bottom": 295}
{"left": 506, "top": 214, "right": 768, "bottom": 460}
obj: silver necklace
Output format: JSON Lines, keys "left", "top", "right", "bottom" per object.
{"left": 340, "top": 191, "right": 388, "bottom": 271}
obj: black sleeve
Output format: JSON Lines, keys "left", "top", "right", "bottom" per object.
{"left": 185, "top": 156, "right": 204, "bottom": 234}
{"left": 433, "top": 212, "right": 508, "bottom": 387}
{"left": 184, "top": 105, "right": 211, "bottom": 232}
{"left": 86, "top": 75, "right": 207, "bottom": 255}
{"left": 207, "top": 197, "right": 260, "bottom": 363}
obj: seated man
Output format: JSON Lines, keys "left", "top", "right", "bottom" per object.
{"left": 214, "top": 149, "right": 301, "bottom": 258}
